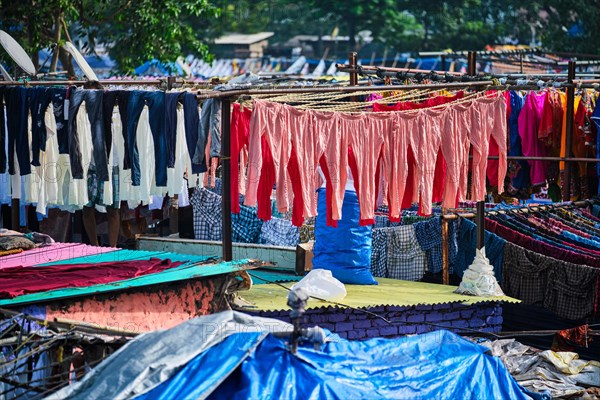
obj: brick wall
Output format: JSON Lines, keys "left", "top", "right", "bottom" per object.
{"left": 243, "top": 302, "right": 502, "bottom": 340}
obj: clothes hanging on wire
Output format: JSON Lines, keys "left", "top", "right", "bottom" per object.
{"left": 482, "top": 206, "right": 600, "bottom": 318}
{"left": 0, "top": 86, "right": 207, "bottom": 216}
{"left": 244, "top": 94, "right": 507, "bottom": 226}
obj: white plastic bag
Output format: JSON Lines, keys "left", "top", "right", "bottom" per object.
{"left": 291, "top": 269, "right": 347, "bottom": 302}
{"left": 456, "top": 247, "right": 505, "bottom": 297}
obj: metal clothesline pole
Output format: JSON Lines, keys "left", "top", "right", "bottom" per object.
{"left": 221, "top": 98, "right": 233, "bottom": 261}
{"left": 0, "top": 79, "right": 183, "bottom": 86}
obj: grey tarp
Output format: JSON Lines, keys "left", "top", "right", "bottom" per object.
{"left": 46, "top": 311, "right": 292, "bottom": 400}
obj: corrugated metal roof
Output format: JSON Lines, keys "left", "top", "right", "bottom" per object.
{"left": 236, "top": 277, "right": 520, "bottom": 312}
{"left": 215, "top": 32, "right": 274, "bottom": 45}
{"left": 249, "top": 269, "right": 302, "bottom": 285}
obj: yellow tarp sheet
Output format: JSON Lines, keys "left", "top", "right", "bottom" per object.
{"left": 239, "top": 277, "right": 520, "bottom": 311}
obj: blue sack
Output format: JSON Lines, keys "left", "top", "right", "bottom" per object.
{"left": 313, "top": 188, "right": 377, "bottom": 285}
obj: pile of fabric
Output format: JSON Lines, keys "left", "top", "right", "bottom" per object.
{"left": 479, "top": 337, "right": 600, "bottom": 398}
{"left": 0, "top": 228, "right": 54, "bottom": 256}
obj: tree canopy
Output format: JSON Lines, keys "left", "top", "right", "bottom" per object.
{"left": 0, "top": 0, "right": 218, "bottom": 74}
{"left": 0, "top": 0, "right": 598, "bottom": 74}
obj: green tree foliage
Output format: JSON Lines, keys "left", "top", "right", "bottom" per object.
{"left": 512, "top": 0, "right": 600, "bottom": 54}
{"left": 1, "top": 0, "right": 598, "bottom": 74}
{"left": 0, "top": 0, "right": 219, "bottom": 73}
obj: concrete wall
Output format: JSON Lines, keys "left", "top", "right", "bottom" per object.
{"left": 243, "top": 302, "right": 503, "bottom": 340}
{"left": 28, "top": 275, "right": 232, "bottom": 334}
{"left": 137, "top": 236, "right": 296, "bottom": 271}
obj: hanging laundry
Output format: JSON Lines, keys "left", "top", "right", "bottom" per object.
{"left": 259, "top": 217, "right": 299, "bottom": 247}
{"left": 190, "top": 187, "right": 222, "bottom": 241}
{"left": 505, "top": 91, "right": 531, "bottom": 198}
{"left": 230, "top": 102, "right": 252, "bottom": 213}
{"left": 245, "top": 100, "right": 290, "bottom": 220}
{"left": 245, "top": 94, "right": 507, "bottom": 226}
{"left": 442, "top": 102, "right": 472, "bottom": 207}
{"left": 5, "top": 87, "right": 31, "bottom": 175}
{"left": 383, "top": 225, "right": 427, "bottom": 281}
{"left": 287, "top": 105, "right": 319, "bottom": 226}
{"left": 414, "top": 216, "right": 458, "bottom": 274}
{"left": 127, "top": 90, "right": 168, "bottom": 187}
{"left": 454, "top": 218, "right": 506, "bottom": 281}
{"left": 68, "top": 88, "right": 110, "bottom": 182}
{"left": 470, "top": 94, "right": 508, "bottom": 200}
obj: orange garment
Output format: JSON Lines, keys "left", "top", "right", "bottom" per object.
{"left": 442, "top": 102, "right": 472, "bottom": 208}
{"left": 470, "top": 95, "right": 508, "bottom": 200}
{"left": 245, "top": 100, "right": 290, "bottom": 214}
{"left": 383, "top": 113, "right": 416, "bottom": 220}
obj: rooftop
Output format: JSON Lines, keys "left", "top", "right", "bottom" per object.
{"left": 214, "top": 32, "right": 274, "bottom": 45}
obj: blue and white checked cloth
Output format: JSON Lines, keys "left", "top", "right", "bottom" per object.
{"left": 370, "top": 228, "right": 388, "bottom": 277}
{"left": 232, "top": 205, "right": 263, "bottom": 243}
{"left": 259, "top": 217, "right": 299, "bottom": 247}
{"left": 190, "top": 187, "right": 222, "bottom": 241}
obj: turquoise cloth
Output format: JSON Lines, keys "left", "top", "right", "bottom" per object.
{"left": 0, "top": 259, "right": 250, "bottom": 306}
{"left": 39, "top": 249, "right": 215, "bottom": 266}
{"left": 248, "top": 269, "right": 303, "bottom": 285}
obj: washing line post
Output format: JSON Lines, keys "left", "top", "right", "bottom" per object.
{"left": 349, "top": 52, "right": 358, "bottom": 86}
{"left": 441, "top": 216, "right": 450, "bottom": 285}
{"left": 563, "top": 61, "right": 576, "bottom": 201}
{"left": 221, "top": 98, "right": 233, "bottom": 261}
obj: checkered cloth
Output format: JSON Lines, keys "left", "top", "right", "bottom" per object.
{"left": 386, "top": 225, "right": 427, "bottom": 281}
{"left": 232, "top": 205, "right": 263, "bottom": 243}
{"left": 271, "top": 200, "right": 293, "bottom": 220}
{"left": 205, "top": 177, "right": 223, "bottom": 195}
{"left": 374, "top": 215, "right": 390, "bottom": 229}
{"left": 503, "top": 241, "right": 600, "bottom": 319}
{"left": 370, "top": 228, "right": 388, "bottom": 277}
{"left": 259, "top": 217, "right": 299, "bottom": 247}
{"left": 371, "top": 225, "right": 427, "bottom": 281}
{"left": 190, "top": 187, "right": 222, "bottom": 241}
{"left": 448, "top": 220, "right": 458, "bottom": 268}
{"left": 414, "top": 217, "right": 442, "bottom": 273}
{"left": 458, "top": 201, "right": 497, "bottom": 209}
{"left": 502, "top": 242, "right": 551, "bottom": 306}
{"left": 401, "top": 214, "right": 433, "bottom": 226}
{"left": 545, "top": 260, "right": 599, "bottom": 320}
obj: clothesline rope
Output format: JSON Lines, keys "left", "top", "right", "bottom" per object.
{"left": 243, "top": 88, "right": 498, "bottom": 113}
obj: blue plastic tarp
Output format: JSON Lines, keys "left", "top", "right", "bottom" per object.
{"left": 313, "top": 188, "right": 377, "bottom": 285}
{"left": 134, "top": 59, "right": 183, "bottom": 76}
{"left": 146, "top": 329, "right": 534, "bottom": 400}
{"left": 135, "top": 332, "right": 264, "bottom": 400}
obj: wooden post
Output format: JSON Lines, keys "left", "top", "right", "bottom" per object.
{"left": 221, "top": 98, "right": 232, "bottom": 261}
{"left": 349, "top": 52, "right": 358, "bottom": 86}
{"left": 441, "top": 213, "right": 450, "bottom": 285}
